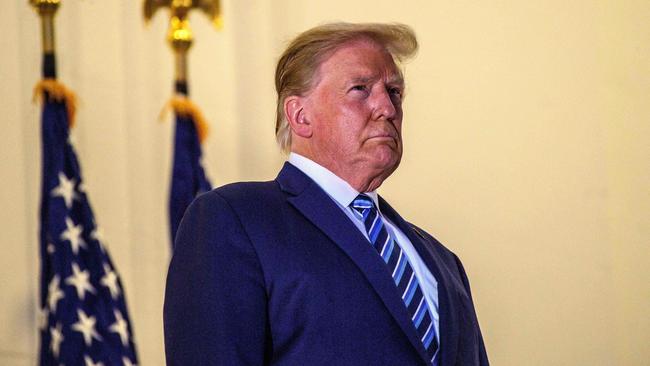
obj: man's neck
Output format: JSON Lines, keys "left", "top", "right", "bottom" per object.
{"left": 289, "top": 148, "right": 389, "bottom": 192}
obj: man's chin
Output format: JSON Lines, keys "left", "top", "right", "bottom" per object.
{"left": 370, "top": 150, "right": 401, "bottom": 175}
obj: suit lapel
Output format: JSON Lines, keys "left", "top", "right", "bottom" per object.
{"left": 276, "top": 163, "right": 431, "bottom": 365}
{"left": 379, "top": 197, "right": 461, "bottom": 366}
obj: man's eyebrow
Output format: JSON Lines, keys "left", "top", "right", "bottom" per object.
{"left": 388, "top": 76, "right": 405, "bottom": 86}
{"left": 349, "top": 76, "right": 375, "bottom": 84}
{"left": 348, "top": 75, "right": 404, "bottom": 85}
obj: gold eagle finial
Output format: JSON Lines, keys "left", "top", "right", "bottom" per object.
{"left": 143, "top": 0, "right": 222, "bottom": 29}
{"left": 142, "top": 0, "right": 221, "bottom": 86}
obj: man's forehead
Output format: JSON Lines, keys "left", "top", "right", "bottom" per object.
{"left": 320, "top": 43, "right": 403, "bottom": 81}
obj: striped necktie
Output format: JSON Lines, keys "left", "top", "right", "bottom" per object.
{"left": 350, "top": 194, "right": 438, "bottom": 364}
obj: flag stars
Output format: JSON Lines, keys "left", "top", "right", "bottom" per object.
{"left": 47, "top": 275, "right": 65, "bottom": 313}
{"left": 43, "top": 97, "right": 136, "bottom": 365}
{"left": 65, "top": 263, "right": 96, "bottom": 300}
{"left": 72, "top": 309, "right": 102, "bottom": 346}
{"left": 109, "top": 310, "right": 130, "bottom": 346}
{"left": 50, "top": 322, "right": 64, "bottom": 358}
{"left": 60, "top": 217, "right": 86, "bottom": 255}
{"left": 91, "top": 226, "right": 104, "bottom": 242}
{"left": 84, "top": 355, "right": 104, "bottom": 366}
{"left": 91, "top": 227, "right": 107, "bottom": 253}
{"left": 101, "top": 263, "right": 120, "bottom": 300}
{"left": 51, "top": 172, "right": 78, "bottom": 209}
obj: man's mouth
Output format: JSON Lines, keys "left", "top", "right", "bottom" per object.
{"left": 367, "top": 134, "right": 398, "bottom": 142}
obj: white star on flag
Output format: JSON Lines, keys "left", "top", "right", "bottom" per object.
{"left": 90, "top": 226, "right": 104, "bottom": 242}
{"left": 47, "top": 275, "right": 65, "bottom": 313}
{"left": 109, "top": 310, "right": 130, "bottom": 346}
{"left": 101, "top": 263, "right": 121, "bottom": 299}
{"left": 51, "top": 172, "right": 78, "bottom": 209}
{"left": 72, "top": 309, "right": 102, "bottom": 346}
{"left": 65, "top": 263, "right": 96, "bottom": 300}
{"left": 60, "top": 216, "right": 86, "bottom": 255}
{"left": 122, "top": 357, "right": 136, "bottom": 366}
{"left": 50, "top": 322, "right": 64, "bottom": 358}
{"left": 91, "top": 226, "right": 106, "bottom": 253}
{"left": 84, "top": 355, "right": 104, "bottom": 366}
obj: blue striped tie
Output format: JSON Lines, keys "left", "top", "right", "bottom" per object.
{"left": 350, "top": 194, "right": 438, "bottom": 364}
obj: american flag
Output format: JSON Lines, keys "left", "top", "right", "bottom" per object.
{"left": 37, "top": 81, "right": 138, "bottom": 366}
{"left": 168, "top": 88, "right": 212, "bottom": 247}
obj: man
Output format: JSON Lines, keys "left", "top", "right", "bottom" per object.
{"left": 164, "top": 22, "right": 489, "bottom": 366}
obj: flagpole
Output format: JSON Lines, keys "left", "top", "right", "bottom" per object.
{"left": 169, "top": 13, "right": 192, "bottom": 95}
{"left": 144, "top": 0, "right": 220, "bottom": 245}
{"left": 30, "top": 0, "right": 60, "bottom": 78}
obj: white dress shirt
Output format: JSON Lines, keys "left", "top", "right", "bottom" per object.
{"left": 288, "top": 153, "right": 440, "bottom": 361}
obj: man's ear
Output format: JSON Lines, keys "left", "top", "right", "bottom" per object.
{"left": 284, "top": 96, "right": 312, "bottom": 138}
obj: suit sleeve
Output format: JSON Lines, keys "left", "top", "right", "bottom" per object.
{"left": 164, "top": 191, "right": 268, "bottom": 365}
{"left": 453, "top": 254, "right": 490, "bottom": 366}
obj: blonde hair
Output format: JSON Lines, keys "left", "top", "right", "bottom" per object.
{"left": 274, "top": 22, "right": 418, "bottom": 152}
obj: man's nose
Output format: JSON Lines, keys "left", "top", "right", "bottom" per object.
{"left": 371, "top": 87, "right": 399, "bottom": 121}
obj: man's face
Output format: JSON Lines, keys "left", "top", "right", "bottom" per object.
{"left": 302, "top": 39, "right": 404, "bottom": 186}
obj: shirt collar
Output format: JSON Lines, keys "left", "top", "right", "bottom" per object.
{"left": 288, "top": 152, "right": 379, "bottom": 208}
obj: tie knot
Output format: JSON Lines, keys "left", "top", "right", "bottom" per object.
{"left": 350, "top": 194, "right": 375, "bottom": 216}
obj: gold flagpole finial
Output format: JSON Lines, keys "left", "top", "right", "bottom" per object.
{"left": 30, "top": 0, "right": 61, "bottom": 54}
{"left": 143, "top": 0, "right": 221, "bottom": 85}
{"left": 30, "top": 0, "right": 76, "bottom": 126}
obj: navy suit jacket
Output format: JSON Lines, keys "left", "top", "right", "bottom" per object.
{"left": 164, "top": 163, "right": 489, "bottom": 365}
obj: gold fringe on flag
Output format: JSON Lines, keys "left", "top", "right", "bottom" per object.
{"left": 159, "top": 96, "right": 209, "bottom": 143}
{"left": 33, "top": 79, "right": 77, "bottom": 128}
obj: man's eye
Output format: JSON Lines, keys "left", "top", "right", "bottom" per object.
{"left": 351, "top": 85, "right": 367, "bottom": 92}
{"left": 388, "top": 87, "right": 403, "bottom": 97}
